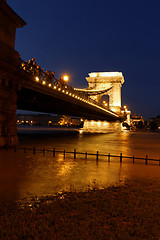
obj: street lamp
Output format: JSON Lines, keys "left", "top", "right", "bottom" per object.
{"left": 63, "top": 75, "right": 69, "bottom": 82}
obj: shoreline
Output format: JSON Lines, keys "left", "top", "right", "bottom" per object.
{"left": 1, "top": 179, "right": 160, "bottom": 239}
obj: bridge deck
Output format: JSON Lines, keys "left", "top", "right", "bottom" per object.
{"left": 17, "top": 69, "right": 123, "bottom": 121}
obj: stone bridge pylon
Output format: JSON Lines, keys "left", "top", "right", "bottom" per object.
{"left": 86, "top": 72, "right": 124, "bottom": 113}
{"left": 0, "top": 0, "right": 26, "bottom": 147}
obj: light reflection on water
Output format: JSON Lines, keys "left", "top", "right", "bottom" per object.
{"left": 0, "top": 130, "right": 160, "bottom": 201}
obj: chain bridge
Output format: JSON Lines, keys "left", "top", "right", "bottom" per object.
{"left": 0, "top": 0, "right": 126, "bottom": 147}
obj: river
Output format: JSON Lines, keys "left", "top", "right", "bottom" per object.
{"left": 0, "top": 128, "right": 160, "bottom": 202}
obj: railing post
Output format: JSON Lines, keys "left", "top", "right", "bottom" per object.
{"left": 96, "top": 151, "right": 99, "bottom": 161}
{"left": 108, "top": 153, "right": 110, "bottom": 162}
{"left": 145, "top": 155, "right": 148, "bottom": 164}
{"left": 33, "top": 146, "right": 35, "bottom": 155}
{"left": 43, "top": 148, "right": 45, "bottom": 156}
{"left": 85, "top": 151, "right": 87, "bottom": 160}
{"left": 64, "top": 150, "right": 65, "bottom": 159}
{"left": 53, "top": 148, "right": 55, "bottom": 157}
{"left": 120, "top": 153, "right": 122, "bottom": 163}
{"left": 74, "top": 149, "right": 76, "bottom": 159}
{"left": 133, "top": 155, "right": 134, "bottom": 164}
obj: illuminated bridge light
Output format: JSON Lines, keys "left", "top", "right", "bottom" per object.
{"left": 78, "top": 97, "right": 80, "bottom": 99}
{"left": 75, "top": 96, "right": 77, "bottom": 98}
{"left": 58, "top": 88, "right": 61, "bottom": 91}
{"left": 35, "top": 77, "right": 39, "bottom": 82}
{"left": 42, "top": 81, "right": 46, "bottom": 85}
{"left": 62, "top": 90, "right": 65, "bottom": 93}
{"left": 48, "top": 83, "right": 52, "bottom": 87}
{"left": 72, "top": 94, "right": 75, "bottom": 97}
{"left": 54, "top": 86, "right": 57, "bottom": 89}
{"left": 69, "top": 93, "right": 72, "bottom": 96}
{"left": 65, "top": 86, "right": 67, "bottom": 88}
{"left": 89, "top": 72, "right": 123, "bottom": 77}
{"left": 66, "top": 91, "right": 68, "bottom": 94}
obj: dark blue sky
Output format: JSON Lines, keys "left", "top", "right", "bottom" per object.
{"left": 8, "top": 0, "right": 160, "bottom": 119}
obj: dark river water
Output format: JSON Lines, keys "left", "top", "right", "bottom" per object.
{"left": 0, "top": 128, "right": 160, "bottom": 202}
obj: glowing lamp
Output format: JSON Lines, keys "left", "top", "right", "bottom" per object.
{"left": 63, "top": 75, "right": 69, "bottom": 82}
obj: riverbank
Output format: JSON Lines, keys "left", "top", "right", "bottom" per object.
{"left": 0, "top": 179, "right": 160, "bottom": 240}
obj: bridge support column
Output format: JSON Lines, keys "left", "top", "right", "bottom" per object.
{"left": 86, "top": 72, "right": 124, "bottom": 114}
{"left": 82, "top": 120, "right": 122, "bottom": 133}
{"left": 0, "top": 0, "right": 26, "bottom": 147}
{"left": 0, "top": 74, "right": 19, "bottom": 147}
{"left": 108, "top": 83, "right": 122, "bottom": 113}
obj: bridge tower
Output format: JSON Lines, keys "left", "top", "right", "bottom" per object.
{"left": 0, "top": 0, "right": 26, "bottom": 146}
{"left": 86, "top": 72, "right": 124, "bottom": 114}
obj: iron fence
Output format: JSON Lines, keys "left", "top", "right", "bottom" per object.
{"left": 5, "top": 146, "right": 160, "bottom": 165}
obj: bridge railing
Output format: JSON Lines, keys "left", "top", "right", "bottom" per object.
{"left": 19, "top": 59, "right": 111, "bottom": 112}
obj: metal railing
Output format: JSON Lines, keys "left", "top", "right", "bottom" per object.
{"left": 7, "top": 146, "right": 160, "bottom": 165}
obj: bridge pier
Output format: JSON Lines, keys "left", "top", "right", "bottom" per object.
{"left": 0, "top": 75, "right": 19, "bottom": 147}
{"left": 0, "top": 0, "right": 26, "bottom": 147}
{"left": 82, "top": 120, "right": 122, "bottom": 133}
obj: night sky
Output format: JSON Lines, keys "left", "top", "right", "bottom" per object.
{"left": 8, "top": 0, "right": 160, "bottom": 120}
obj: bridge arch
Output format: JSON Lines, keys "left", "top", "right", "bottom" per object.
{"left": 86, "top": 72, "right": 124, "bottom": 113}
